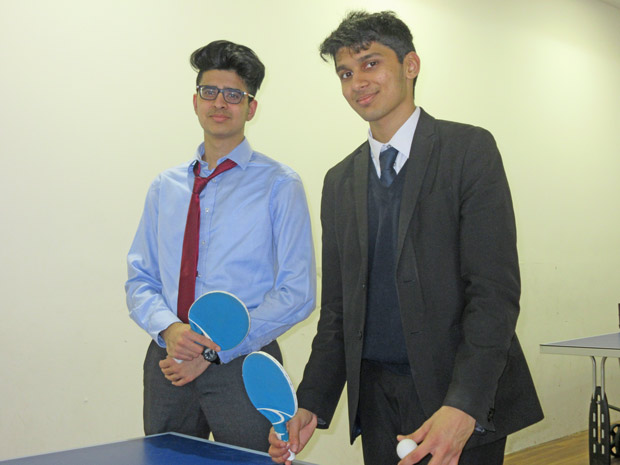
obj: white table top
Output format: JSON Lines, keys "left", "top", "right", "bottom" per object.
{"left": 540, "top": 332, "right": 620, "bottom": 358}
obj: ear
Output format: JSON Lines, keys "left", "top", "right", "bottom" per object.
{"left": 404, "top": 51, "right": 420, "bottom": 80}
{"left": 193, "top": 93, "right": 198, "bottom": 114}
{"left": 246, "top": 98, "right": 258, "bottom": 121}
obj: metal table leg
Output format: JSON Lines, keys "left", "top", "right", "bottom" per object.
{"left": 589, "top": 356, "right": 611, "bottom": 465}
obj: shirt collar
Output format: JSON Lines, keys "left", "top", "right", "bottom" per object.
{"left": 192, "top": 137, "right": 253, "bottom": 174}
{"left": 368, "top": 106, "right": 421, "bottom": 163}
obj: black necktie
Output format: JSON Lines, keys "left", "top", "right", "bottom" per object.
{"left": 379, "top": 147, "right": 398, "bottom": 187}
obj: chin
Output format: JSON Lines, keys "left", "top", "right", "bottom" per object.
{"left": 356, "top": 110, "right": 382, "bottom": 123}
{"left": 350, "top": 106, "right": 371, "bottom": 120}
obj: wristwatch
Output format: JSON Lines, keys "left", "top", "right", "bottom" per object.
{"left": 202, "top": 347, "right": 221, "bottom": 365}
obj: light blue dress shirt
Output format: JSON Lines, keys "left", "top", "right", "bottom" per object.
{"left": 125, "top": 138, "right": 316, "bottom": 363}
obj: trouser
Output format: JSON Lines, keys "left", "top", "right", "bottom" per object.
{"left": 358, "top": 360, "right": 506, "bottom": 465}
{"left": 143, "top": 339, "right": 281, "bottom": 452}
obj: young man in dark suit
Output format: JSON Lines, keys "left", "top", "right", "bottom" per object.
{"left": 269, "top": 11, "right": 543, "bottom": 465}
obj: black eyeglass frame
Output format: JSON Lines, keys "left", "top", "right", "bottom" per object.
{"left": 196, "top": 85, "right": 255, "bottom": 104}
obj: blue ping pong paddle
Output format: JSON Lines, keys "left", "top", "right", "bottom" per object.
{"left": 242, "top": 351, "right": 298, "bottom": 461}
{"left": 176, "top": 291, "right": 250, "bottom": 363}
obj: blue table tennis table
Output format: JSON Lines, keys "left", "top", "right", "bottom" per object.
{"left": 0, "top": 432, "right": 317, "bottom": 465}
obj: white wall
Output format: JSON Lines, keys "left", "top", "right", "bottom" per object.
{"left": 1, "top": 0, "right": 619, "bottom": 462}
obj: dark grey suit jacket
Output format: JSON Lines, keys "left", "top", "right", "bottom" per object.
{"left": 297, "top": 109, "right": 543, "bottom": 447}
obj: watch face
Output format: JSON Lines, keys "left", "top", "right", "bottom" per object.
{"left": 203, "top": 348, "right": 218, "bottom": 362}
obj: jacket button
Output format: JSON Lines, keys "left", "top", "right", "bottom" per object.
{"left": 357, "top": 331, "right": 363, "bottom": 339}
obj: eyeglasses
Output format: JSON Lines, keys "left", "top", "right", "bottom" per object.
{"left": 196, "top": 85, "right": 254, "bottom": 104}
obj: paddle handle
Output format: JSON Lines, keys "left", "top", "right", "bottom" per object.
{"left": 275, "top": 425, "right": 295, "bottom": 461}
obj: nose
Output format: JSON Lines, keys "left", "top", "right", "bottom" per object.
{"left": 213, "top": 91, "right": 228, "bottom": 107}
{"left": 350, "top": 73, "right": 369, "bottom": 91}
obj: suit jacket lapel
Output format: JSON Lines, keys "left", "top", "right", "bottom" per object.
{"left": 353, "top": 144, "right": 370, "bottom": 267}
{"left": 396, "top": 109, "right": 435, "bottom": 258}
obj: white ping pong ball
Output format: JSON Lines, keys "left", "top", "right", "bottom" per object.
{"left": 397, "top": 438, "right": 417, "bottom": 459}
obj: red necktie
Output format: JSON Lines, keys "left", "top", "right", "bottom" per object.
{"left": 177, "top": 158, "right": 237, "bottom": 323}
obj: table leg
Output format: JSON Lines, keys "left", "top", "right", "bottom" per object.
{"left": 589, "top": 356, "right": 611, "bottom": 465}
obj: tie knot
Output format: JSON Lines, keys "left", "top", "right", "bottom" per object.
{"left": 192, "top": 176, "right": 209, "bottom": 194}
{"left": 379, "top": 147, "right": 398, "bottom": 171}
{"left": 379, "top": 147, "right": 398, "bottom": 187}
{"left": 192, "top": 163, "right": 209, "bottom": 193}
{"left": 191, "top": 159, "right": 237, "bottom": 195}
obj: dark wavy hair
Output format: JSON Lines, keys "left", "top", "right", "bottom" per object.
{"left": 190, "top": 40, "right": 265, "bottom": 96}
{"left": 319, "top": 11, "right": 415, "bottom": 62}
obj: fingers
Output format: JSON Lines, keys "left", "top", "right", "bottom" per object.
{"left": 395, "top": 423, "right": 430, "bottom": 463}
{"left": 398, "top": 407, "right": 475, "bottom": 465}
{"left": 268, "top": 429, "right": 291, "bottom": 464}
{"left": 268, "top": 410, "right": 317, "bottom": 463}
{"left": 194, "top": 333, "right": 220, "bottom": 351}
{"left": 171, "top": 377, "right": 192, "bottom": 387}
{"left": 162, "top": 323, "right": 221, "bottom": 360}
{"left": 286, "top": 417, "right": 303, "bottom": 453}
{"left": 159, "top": 356, "right": 210, "bottom": 386}
{"left": 284, "top": 449, "right": 296, "bottom": 465}
{"left": 175, "top": 331, "right": 217, "bottom": 359}
{"left": 408, "top": 419, "right": 430, "bottom": 445}
{"left": 288, "top": 409, "right": 317, "bottom": 455}
{"left": 161, "top": 323, "right": 195, "bottom": 360}
{"left": 399, "top": 439, "right": 430, "bottom": 464}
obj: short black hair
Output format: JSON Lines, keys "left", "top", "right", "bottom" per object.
{"left": 190, "top": 40, "right": 265, "bottom": 96}
{"left": 319, "top": 10, "right": 415, "bottom": 63}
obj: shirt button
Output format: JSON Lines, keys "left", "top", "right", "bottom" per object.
{"left": 201, "top": 241, "right": 205, "bottom": 245}
{"left": 205, "top": 208, "right": 210, "bottom": 213}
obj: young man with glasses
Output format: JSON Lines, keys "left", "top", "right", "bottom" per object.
{"left": 269, "top": 11, "right": 543, "bottom": 465}
{"left": 126, "top": 40, "right": 315, "bottom": 451}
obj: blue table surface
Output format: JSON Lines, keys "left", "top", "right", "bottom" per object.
{"left": 0, "top": 433, "right": 315, "bottom": 465}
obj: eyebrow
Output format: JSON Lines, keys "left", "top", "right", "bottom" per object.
{"left": 199, "top": 84, "right": 244, "bottom": 92}
{"left": 335, "top": 52, "right": 383, "bottom": 73}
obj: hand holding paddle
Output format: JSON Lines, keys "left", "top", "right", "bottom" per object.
{"left": 268, "top": 408, "right": 318, "bottom": 464}
{"left": 172, "top": 291, "right": 250, "bottom": 363}
{"left": 243, "top": 351, "right": 298, "bottom": 461}
{"left": 162, "top": 322, "right": 218, "bottom": 361}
